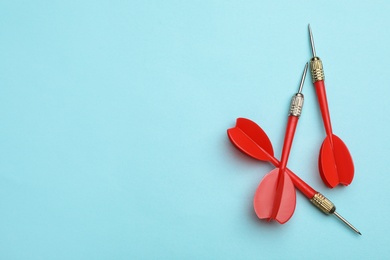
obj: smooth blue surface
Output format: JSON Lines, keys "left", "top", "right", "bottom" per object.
{"left": 0, "top": 1, "right": 389, "bottom": 259}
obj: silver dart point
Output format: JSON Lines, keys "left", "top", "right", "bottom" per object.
{"left": 333, "top": 211, "right": 362, "bottom": 235}
{"left": 308, "top": 24, "right": 317, "bottom": 57}
{"left": 310, "top": 193, "right": 360, "bottom": 235}
{"left": 298, "top": 62, "right": 308, "bottom": 93}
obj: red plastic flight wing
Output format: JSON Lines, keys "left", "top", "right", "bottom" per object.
{"left": 253, "top": 168, "right": 296, "bottom": 224}
{"left": 227, "top": 118, "right": 274, "bottom": 161}
{"left": 319, "top": 134, "right": 354, "bottom": 188}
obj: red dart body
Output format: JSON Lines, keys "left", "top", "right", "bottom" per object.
{"left": 309, "top": 25, "right": 354, "bottom": 188}
{"left": 314, "top": 80, "right": 354, "bottom": 187}
{"left": 314, "top": 81, "right": 332, "bottom": 138}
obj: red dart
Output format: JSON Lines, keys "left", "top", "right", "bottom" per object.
{"left": 256, "top": 63, "right": 308, "bottom": 223}
{"left": 308, "top": 25, "right": 354, "bottom": 188}
{"left": 227, "top": 118, "right": 361, "bottom": 234}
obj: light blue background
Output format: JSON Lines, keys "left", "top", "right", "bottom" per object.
{"left": 0, "top": 1, "right": 389, "bottom": 259}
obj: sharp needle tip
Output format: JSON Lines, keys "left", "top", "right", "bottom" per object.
{"left": 333, "top": 211, "right": 361, "bottom": 235}
{"left": 298, "top": 63, "right": 308, "bottom": 93}
{"left": 308, "top": 24, "right": 316, "bottom": 57}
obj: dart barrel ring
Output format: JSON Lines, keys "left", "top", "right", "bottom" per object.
{"left": 310, "top": 193, "right": 336, "bottom": 215}
{"left": 310, "top": 57, "right": 325, "bottom": 83}
{"left": 289, "top": 93, "right": 304, "bottom": 117}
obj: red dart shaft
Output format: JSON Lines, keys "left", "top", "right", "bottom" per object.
{"left": 279, "top": 116, "right": 299, "bottom": 169}
{"left": 314, "top": 80, "right": 333, "bottom": 140}
{"left": 271, "top": 116, "right": 298, "bottom": 218}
